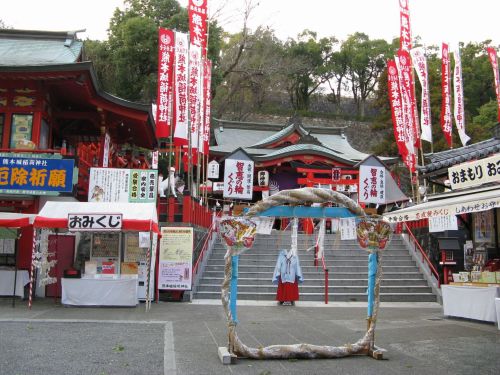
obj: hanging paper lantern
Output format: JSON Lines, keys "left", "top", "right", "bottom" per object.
{"left": 356, "top": 218, "right": 392, "bottom": 252}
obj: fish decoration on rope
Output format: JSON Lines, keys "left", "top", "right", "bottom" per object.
{"left": 356, "top": 217, "right": 392, "bottom": 253}
{"left": 219, "top": 217, "right": 257, "bottom": 256}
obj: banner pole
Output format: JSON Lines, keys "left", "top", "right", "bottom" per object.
{"left": 28, "top": 228, "right": 37, "bottom": 310}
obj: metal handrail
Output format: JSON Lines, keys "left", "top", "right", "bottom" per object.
{"left": 403, "top": 222, "right": 441, "bottom": 287}
{"left": 192, "top": 211, "right": 220, "bottom": 277}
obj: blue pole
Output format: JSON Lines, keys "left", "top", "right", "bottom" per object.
{"left": 367, "top": 253, "right": 377, "bottom": 318}
{"left": 230, "top": 255, "right": 239, "bottom": 323}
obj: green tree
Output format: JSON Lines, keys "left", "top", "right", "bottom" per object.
{"left": 84, "top": 0, "right": 223, "bottom": 103}
{"left": 283, "top": 30, "right": 337, "bottom": 111}
{"left": 343, "top": 32, "right": 391, "bottom": 118}
{"left": 213, "top": 27, "right": 285, "bottom": 119}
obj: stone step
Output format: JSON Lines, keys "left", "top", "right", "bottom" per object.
{"left": 203, "top": 265, "right": 420, "bottom": 273}
{"left": 195, "top": 233, "right": 438, "bottom": 303}
{"left": 200, "top": 270, "right": 424, "bottom": 279}
{"left": 199, "top": 277, "right": 429, "bottom": 287}
{"left": 206, "top": 257, "right": 416, "bottom": 266}
{"left": 209, "top": 253, "right": 413, "bottom": 260}
{"left": 196, "top": 284, "right": 433, "bottom": 294}
{"left": 193, "top": 291, "right": 437, "bottom": 302}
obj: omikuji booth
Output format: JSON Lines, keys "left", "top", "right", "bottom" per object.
{"left": 29, "top": 202, "right": 159, "bottom": 308}
{"left": 0, "top": 213, "right": 36, "bottom": 302}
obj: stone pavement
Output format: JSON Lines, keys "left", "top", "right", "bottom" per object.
{"left": 0, "top": 298, "right": 498, "bottom": 375}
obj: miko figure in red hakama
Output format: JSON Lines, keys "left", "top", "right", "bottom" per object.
{"left": 272, "top": 249, "right": 303, "bottom": 305}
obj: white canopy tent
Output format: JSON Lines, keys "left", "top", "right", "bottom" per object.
{"left": 28, "top": 202, "right": 159, "bottom": 309}
{"left": 34, "top": 202, "right": 159, "bottom": 233}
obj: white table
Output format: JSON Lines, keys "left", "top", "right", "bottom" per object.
{"left": 495, "top": 298, "right": 500, "bottom": 330}
{"left": 61, "top": 276, "right": 138, "bottom": 306}
{"left": 0, "top": 270, "right": 29, "bottom": 297}
{"left": 442, "top": 285, "right": 500, "bottom": 323}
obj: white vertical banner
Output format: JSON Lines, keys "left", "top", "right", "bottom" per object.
{"left": 223, "top": 159, "right": 254, "bottom": 200}
{"left": 453, "top": 46, "right": 471, "bottom": 146}
{"left": 173, "top": 32, "right": 189, "bottom": 146}
{"left": 188, "top": 45, "right": 201, "bottom": 154}
{"left": 410, "top": 47, "right": 432, "bottom": 143}
{"left": 102, "top": 132, "right": 111, "bottom": 167}
{"left": 358, "top": 165, "right": 386, "bottom": 204}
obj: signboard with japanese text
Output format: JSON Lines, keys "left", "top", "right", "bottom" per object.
{"left": 257, "top": 170, "right": 269, "bottom": 186}
{"left": 359, "top": 165, "right": 385, "bottom": 204}
{"left": 89, "top": 168, "right": 157, "bottom": 203}
{"left": 384, "top": 194, "right": 500, "bottom": 223}
{"left": 212, "top": 182, "right": 224, "bottom": 192}
{"left": 429, "top": 215, "right": 458, "bottom": 233}
{"left": 68, "top": 213, "right": 122, "bottom": 231}
{"left": 0, "top": 154, "right": 75, "bottom": 195}
{"left": 223, "top": 159, "right": 254, "bottom": 200}
{"left": 207, "top": 160, "right": 219, "bottom": 179}
{"left": 129, "top": 169, "right": 158, "bottom": 203}
{"left": 340, "top": 218, "right": 357, "bottom": 240}
{"left": 448, "top": 153, "right": 500, "bottom": 190}
{"left": 158, "top": 227, "right": 193, "bottom": 290}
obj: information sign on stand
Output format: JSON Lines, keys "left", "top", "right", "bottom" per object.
{"left": 158, "top": 227, "right": 193, "bottom": 290}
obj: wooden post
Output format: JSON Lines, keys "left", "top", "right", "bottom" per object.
{"left": 182, "top": 191, "right": 192, "bottom": 224}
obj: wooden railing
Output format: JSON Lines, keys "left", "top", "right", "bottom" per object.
{"left": 403, "top": 222, "right": 441, "bottom": 287}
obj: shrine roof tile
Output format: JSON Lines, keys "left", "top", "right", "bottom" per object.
{"left": 0, "top": 29, "right": 83, "bottom": 66}
{"left": 419, "top": 137, "right": 500, "bottom": 175}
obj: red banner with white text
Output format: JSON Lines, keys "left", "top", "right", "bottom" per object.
{"left": 156, "top": 28, "right": 175, "bottom": 139}
{"left": 396, "top": 49, "right": 419, "bottom": 148}
{"left": 487, "top": 47, "right": 500, "bottom": 123}
{"left": 387, "top": 59, "right": 415, "bottom": 173}
{"left": 173, "top": 32, "right": 189, "bottom": 146}
{"left": 188, "top": 0, "right": 208, "bottom": 57}
{"left": 399, "top": 0, "right": 412, "bottom": 52}
{"left": 440, "top": 43, "right": 453, "bottom": 147}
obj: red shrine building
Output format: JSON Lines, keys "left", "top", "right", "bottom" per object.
{"left": 0, "top": 30, "right": 156, "bottom": 286}
{"left": 209, "top": 116, "right": 398, "bottom": 202}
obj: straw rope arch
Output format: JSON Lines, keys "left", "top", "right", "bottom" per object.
{"left": 220, "top": 187, "right": 387, "bottom": 360}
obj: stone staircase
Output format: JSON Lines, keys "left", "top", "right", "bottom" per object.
{"left": 193, "top": 232, "right": 437, "bottom": 302}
